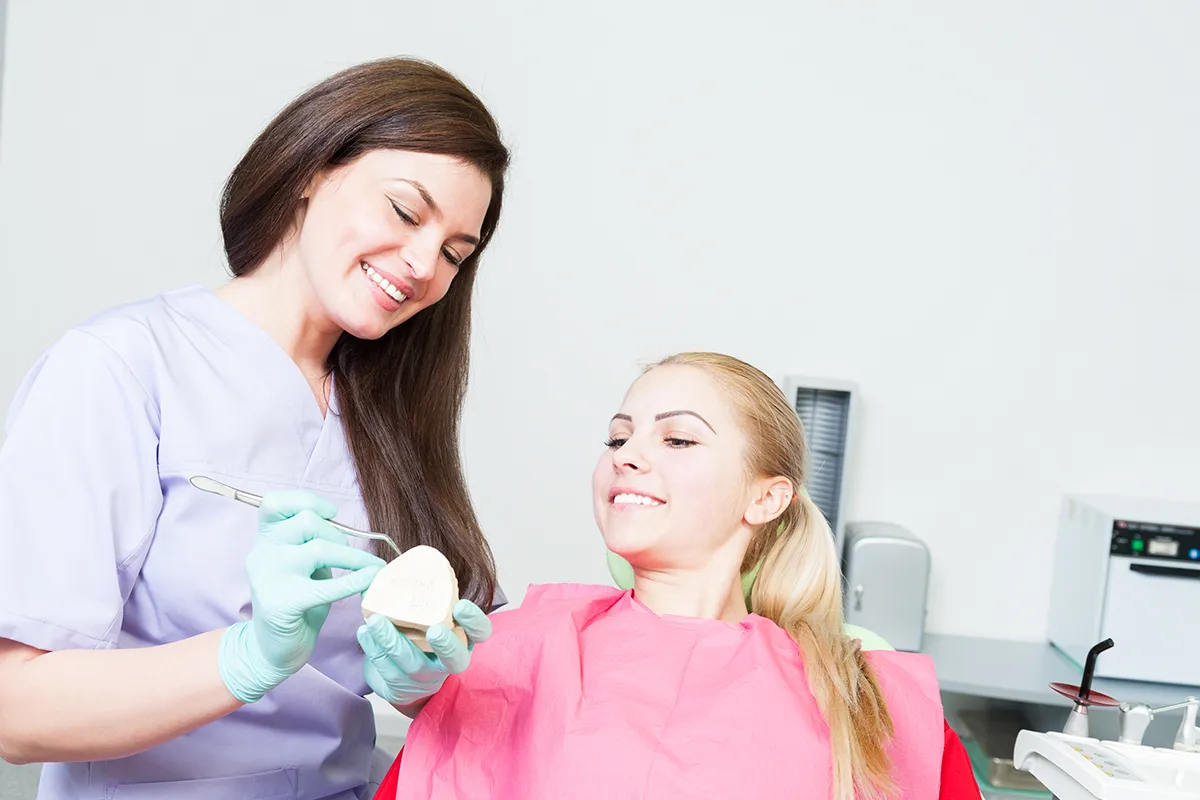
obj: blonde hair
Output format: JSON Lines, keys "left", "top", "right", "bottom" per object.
{"left": 650, "top": 352, "right": 896, "bottom": 800}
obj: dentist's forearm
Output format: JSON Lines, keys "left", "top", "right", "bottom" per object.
{"left": 0, "top": 632, "right": 242, "bottom": 764}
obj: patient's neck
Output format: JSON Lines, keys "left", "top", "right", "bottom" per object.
{"left": 632, "top": 563, "right": 749, "bottom": 624}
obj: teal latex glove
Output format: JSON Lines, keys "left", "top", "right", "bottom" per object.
{"left": 219, "top": 491, "right": 386, "bottom": 703}
{"left": 357, "top": 598, "right": 492, "bottom": 707}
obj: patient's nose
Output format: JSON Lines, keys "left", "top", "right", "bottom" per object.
{"left": 615, "top": 444, "right": 649, "bottom": 473}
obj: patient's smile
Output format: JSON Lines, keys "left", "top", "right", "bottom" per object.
{"left": 611, "top": 491, "right": 665, "bottom": 507}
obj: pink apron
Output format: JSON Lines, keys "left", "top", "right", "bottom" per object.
{"left": 395, "top": 584, "right": 945, "bottom": 799}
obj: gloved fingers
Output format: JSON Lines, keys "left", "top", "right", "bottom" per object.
{"left": 361, "top": 614, "right": 441, "bottom": 681}
{"left": 360, "top": 618, "right": 451, "bottom": 690}
{"left": 451, "top": 599, "right": 493, "bottom": 647}
{"left": 305, "top": 563, "right": 384, "bottom": 607}
{"left": 258, "top": 490, "right": 338, "bottom": 525}
{"left": 357, "top": 620, "right": 407, "bottom": 686}
{"left": 244, "top": 513, "right": 354, "bottom": 584}
{"left": 292, "top": 537, "right": 387, "bottom": 577}
{"left": 358, "top": 619, "right": 440, "bottom": 690}
{"left": 361, "top": 653, "right": 396, "bottom": 700}
{"left": 264, "top": 509, "right": 350, "bottom": 549}
{"left": 360, "top": 623, "right": 446, "bottom": 700}
{"left": 424, "top": 623, "right": 471, "bottom": 674}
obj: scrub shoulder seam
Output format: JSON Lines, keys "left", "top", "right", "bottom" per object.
{"left": 71, "top": 328, "right": 162, "bottom": 425}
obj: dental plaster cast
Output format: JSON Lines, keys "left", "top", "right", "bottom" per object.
{"left": 361, "top": 545, "right": 467, "bottom": 652}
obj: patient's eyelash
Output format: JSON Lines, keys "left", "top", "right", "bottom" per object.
{"left": 605, "top": 436, "right": 696, "bottom": 449}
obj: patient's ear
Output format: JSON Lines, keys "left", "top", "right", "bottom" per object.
{"left": 744, "top": 477, "right": 793, "bottom": 526}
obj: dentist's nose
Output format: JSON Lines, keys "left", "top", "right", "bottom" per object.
{"left": 401, "top": 232, "right": 441, "bottom": 282}
{"left": 405, "top": 251, "right": 435, "bottom": 282}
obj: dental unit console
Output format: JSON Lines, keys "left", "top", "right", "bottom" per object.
{"left": 1014, "top": 639, "right": 1200, "bottom": 798}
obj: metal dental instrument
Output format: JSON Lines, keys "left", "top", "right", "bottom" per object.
{"left": 1119, "top": 697, "right": 1200, "bottom": 748}
{"left": 189, "top": 475, "right": 402, "bottom": 557}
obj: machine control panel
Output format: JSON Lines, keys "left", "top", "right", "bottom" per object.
{"left": 1110, "top": 519, "right": 1200, "bottom": 563}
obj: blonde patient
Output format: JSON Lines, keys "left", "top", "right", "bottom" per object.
{"left": 598, "top": 354, "right": 895, "bottom": 796}
{"left": 375, "top": 353, "right": 976, "bottom": 799}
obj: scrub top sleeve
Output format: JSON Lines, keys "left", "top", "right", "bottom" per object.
{"left": 0, "top": 329, "right": 163, "bottom": 652}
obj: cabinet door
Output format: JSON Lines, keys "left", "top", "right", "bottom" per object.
{"left": 1101, "top": 556, "right": 1200, "bottom": 684}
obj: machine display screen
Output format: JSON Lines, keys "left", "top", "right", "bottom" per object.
{"left": 1147, "top": 538, "right": 1180, "bottom": 558}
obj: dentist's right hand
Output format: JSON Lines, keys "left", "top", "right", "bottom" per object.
{"left": 218, "top": 491, "right": 386, "bottom": 704}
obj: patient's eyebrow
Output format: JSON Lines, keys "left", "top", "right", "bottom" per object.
{"left": 609, "top": 411, "right": 716, "bottom": 433}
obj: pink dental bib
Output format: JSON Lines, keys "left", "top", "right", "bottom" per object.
{"left": 395, "top": 584, "right": 945, "bottom": 799}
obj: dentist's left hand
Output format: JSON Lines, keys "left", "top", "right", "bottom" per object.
{"left": 356, "top": 599, "right": 492, "bottom": 709}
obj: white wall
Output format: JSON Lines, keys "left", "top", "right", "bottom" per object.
{"left": 1, "top": 0, "right": 1197, "bottom": 644}
{"left": 0, "top": 0, "right": 7, "bottom": 140}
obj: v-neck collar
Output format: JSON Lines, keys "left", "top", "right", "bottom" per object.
{"left": 182, "top": 284, "right": 330, "bottom": 419}
{"left": 165, "top": 284, "right": 355, "bottom": 490}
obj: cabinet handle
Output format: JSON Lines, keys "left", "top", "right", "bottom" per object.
{"left": 1130, "top": 563, "right": 1200, "bottom": 581}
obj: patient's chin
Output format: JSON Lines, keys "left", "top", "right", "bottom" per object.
{"left": 603, "top": 532, "right": 685, "bottom": 574}
{"left": 600, "top": 527, "right": 663, "bottom": 564}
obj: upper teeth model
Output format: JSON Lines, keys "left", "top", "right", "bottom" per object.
{"left": 613, "top": 493, "right": 663, "bottom": 506}
{"left": 363, "top": 263, "right": 408, "bottom": 304}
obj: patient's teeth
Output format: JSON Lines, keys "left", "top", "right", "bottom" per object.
{"left": 614, "top": 493, "right": 662, "bottom": 506}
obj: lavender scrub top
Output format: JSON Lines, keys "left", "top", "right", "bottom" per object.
{"left": 0, "top": 284, "right": 500, "bottom": 799}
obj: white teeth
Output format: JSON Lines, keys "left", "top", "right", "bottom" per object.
{"left": 362, "top": 263, "right": 407, "bottom": 304}
{"left": 613, "top": 493, "right": 663, "bottom": 506}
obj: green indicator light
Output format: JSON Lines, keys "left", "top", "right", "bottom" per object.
{"left": 1132, "top": 539, "right": 1144, "bottom": 552}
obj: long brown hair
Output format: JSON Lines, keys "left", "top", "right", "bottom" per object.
{"left": 651, "top": 353, "right": 896, "bottom": 800}
{"left": 219, "top": 57, "right": 508, "bottom": 608}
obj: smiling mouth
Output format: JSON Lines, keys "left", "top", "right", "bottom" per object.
{"left": 611, "top": 492, "right": 665, "bottom": 507}
{"left": 361, "top": 262, "right": 410, "bottom": 305}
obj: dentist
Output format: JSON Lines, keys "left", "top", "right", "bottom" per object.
{"left": 0, "top": 57, "right": 508, "bottom": 799}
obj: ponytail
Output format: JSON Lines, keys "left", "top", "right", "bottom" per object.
{"left": 644, "top": 351, "right": 898, "bottom": 798}
{"left": 750, "top": 492, "right": 896, "bottom": 800}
